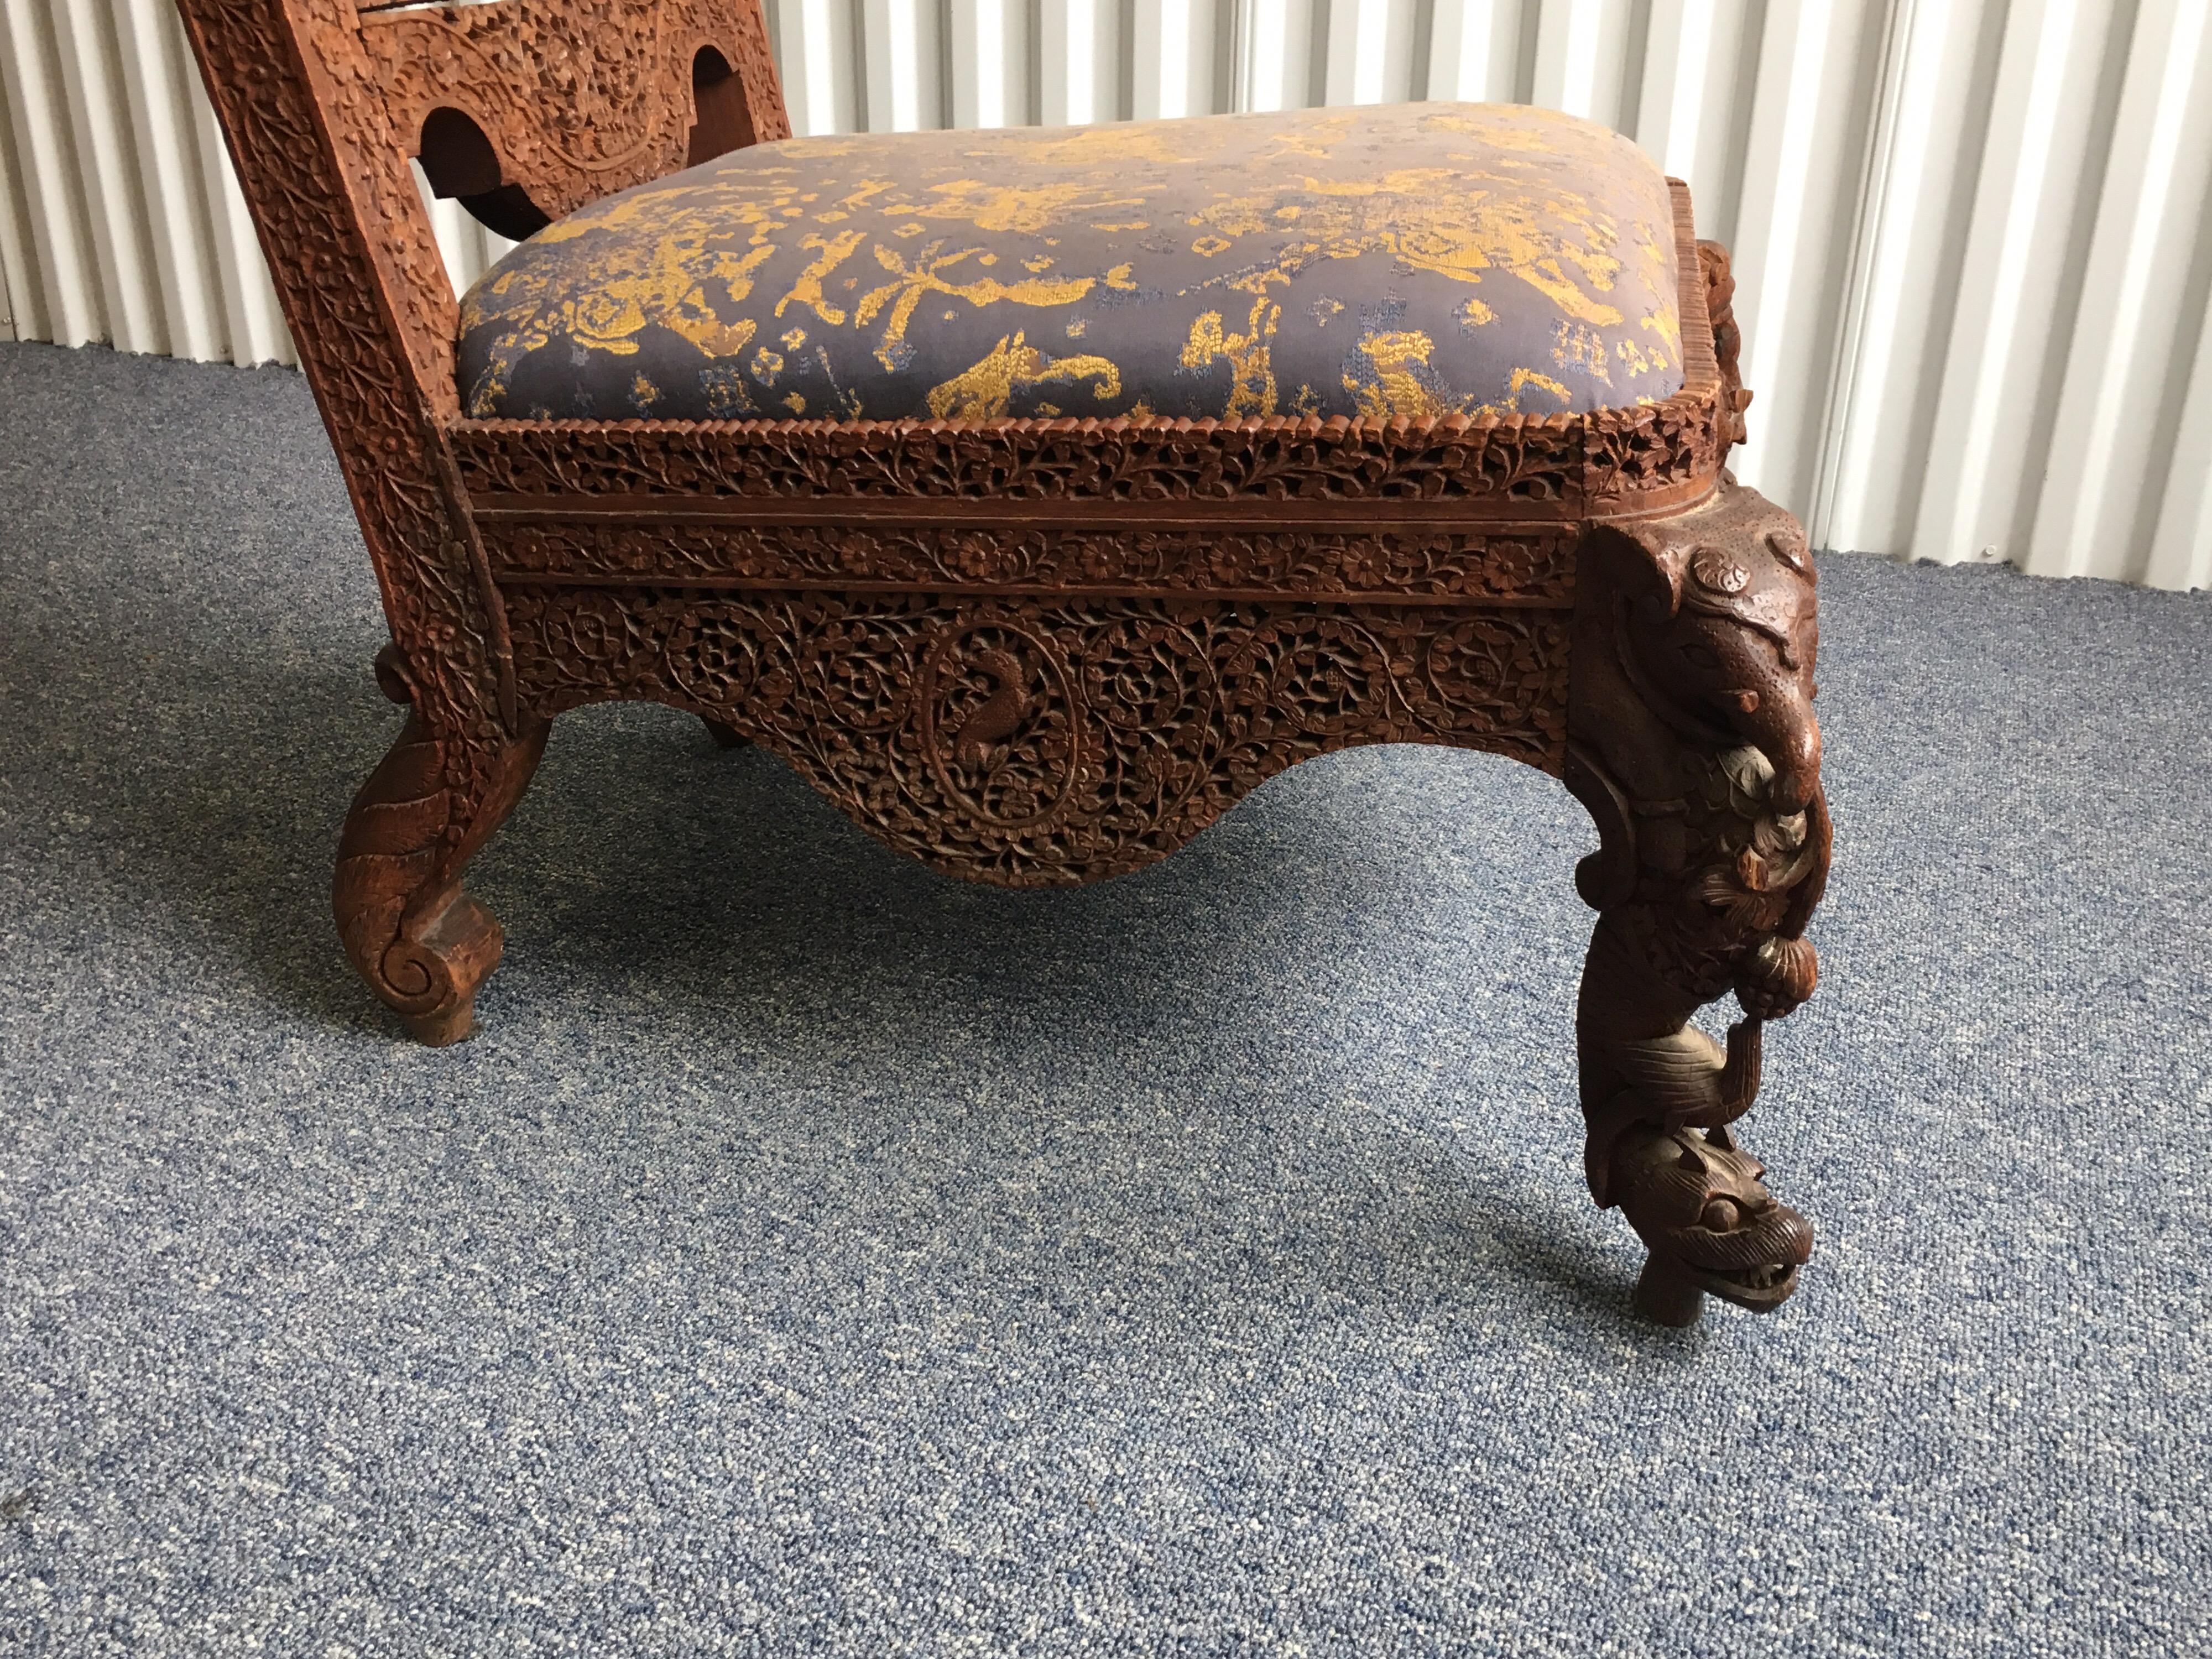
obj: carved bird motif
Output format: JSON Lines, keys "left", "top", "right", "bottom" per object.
{"left": 952, "top": 648, "right": 1030, "bottom": 771}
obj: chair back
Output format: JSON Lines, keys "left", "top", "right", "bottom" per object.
{"left": 173, "top": 0, "right": 786, "bottom": 743}
{"left": 176, "top": 0, "right": 787, "bottom": 417}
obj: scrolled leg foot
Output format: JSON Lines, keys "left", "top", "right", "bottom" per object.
{"left": 1568, "top": 479, "right": 1831, "bottom": 1322}
{"left": 333, "top": 647, "right": 547, "bottom": 1044}
{"left": 370, "top": 879, "right": 503, "bottom": 1047}
{"left": 406, "top": 1000, "right": 480, "bottom": 1047}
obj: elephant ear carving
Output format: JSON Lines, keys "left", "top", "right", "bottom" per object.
{"left": 1562, "top": 742, "right": 1638, "bottom": 911}
{"left": 1688, "top": 544, "right": 1752, "bottom": 597}
{"left": 1597, "top": 493, "right": 1815, "bottom": 630}
{"left": 1760, "top": 517, "right": 1813, "bottom": 576}
{"left": 1584, "top": 519, "right": 1692, "bottom": 618}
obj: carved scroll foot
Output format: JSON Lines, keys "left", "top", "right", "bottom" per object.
{"left": 702, "top": 716, "right": 750, "bottom": 750}
{"left": 1568, "top": 479, "right": 1831, "bottom": 1323}
{"left": 333, "top": 646, "right": 548, "bottom": 1045}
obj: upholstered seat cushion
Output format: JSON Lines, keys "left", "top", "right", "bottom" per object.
{"left": 455, "top": 102, "right": 1684, "bottom": 426}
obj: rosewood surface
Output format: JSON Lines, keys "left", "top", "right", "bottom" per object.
{"left": 176, "top": 0, "right": 1830, "bottom": 1325}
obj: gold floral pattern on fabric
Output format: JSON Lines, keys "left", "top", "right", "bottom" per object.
{"left": 456, "top": 102, "right": 1682, "bottom": 424}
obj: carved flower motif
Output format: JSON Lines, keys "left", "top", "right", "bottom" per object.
{"left": 1337, "top": 536, "right": 1395, "bottom": 589}
{"left": 948, "top": 533, "right": 1027, "bottom": 582}
{"left": 1484, "top": 538, "right": 1540, "bottom": 593}
{"left": 832, "top": 530, "right": 885, "bottom": 576}
{"left": 1078, "top": 537, "right": 1123, "bottom": 582}
{"left": 560, "top": 604, "right": 636, "bottom": 667}
{"left": 1691, "top": 544, "right": 1751, "bottom": 595}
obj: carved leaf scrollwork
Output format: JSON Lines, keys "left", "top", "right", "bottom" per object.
{"left": 454, "top": 412, "right": 1674, "bottom": 508}
{"left": 507, "top": 588, "right": 1570, "bottom": 884}
{"left": 359, "top": 0, "right": 789, "bottom": 222}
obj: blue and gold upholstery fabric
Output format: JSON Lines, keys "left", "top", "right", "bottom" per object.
{"left": 455, "top": 102, "right": 1684, "bottom": 425}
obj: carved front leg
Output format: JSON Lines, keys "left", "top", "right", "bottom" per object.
{"left": 333, "top": 645, "right": 549, "bottom": 1045}
{"left": 1567, "top": 481, "right": 1830, "bottom": 1324}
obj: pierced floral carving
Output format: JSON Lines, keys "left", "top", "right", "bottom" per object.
{"left": 506, "top": 588, "right": 1571, "bottom": 884}
{"left": 361, "top": 0, "right": 788, "bottom": 221}
{"left": 452, "top": 411, "right": 1608, "bottom": 506}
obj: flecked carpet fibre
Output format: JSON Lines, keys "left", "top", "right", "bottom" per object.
{"left": 1, "top": 341, "right": 2208, "bottom": 1657}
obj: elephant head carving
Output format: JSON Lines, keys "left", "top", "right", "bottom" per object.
{"left": 1614, "top": 493, "right": 1822, "bottom": 815}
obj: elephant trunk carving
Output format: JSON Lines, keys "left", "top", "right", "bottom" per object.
{"left": 1568, "top": 479, "right": 1829, "bottom": 1325}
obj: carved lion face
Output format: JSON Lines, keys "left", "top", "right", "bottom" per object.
{"left": 1611, "top": 1124, "right": 1813, "bottom": 1311}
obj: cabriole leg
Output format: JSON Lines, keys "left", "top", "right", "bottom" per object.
{"left": 1567, "top": 481, "right": 1830, "bottom": 1323}
{"left": 332, "top": 645, "right": 549, "bottom": 1045}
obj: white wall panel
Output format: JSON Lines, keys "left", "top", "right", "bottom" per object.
{"left": 0, "top": 19, "right": 42, "bottom": 341}
{"left": 187, "top": 87, "right": 290, "bottom": 367}
{"left": 113, "top": 0, "right": 222, "bottom": 362}
{"left": 2147, "top": 284, "right": 2212, "bottom": 592}
{"left": 2, "top": 0, "right": 2208, "bottom": 589}
{"left": 1324, "top": 0, "right": 1421, "bottom": 108}
{"left": 1908, "top": 0, "right": 2124, "bottom": 584}
{"left": 1238, "top": 0, "right": 1320, "bottom": 112}
{"left": 0, "top": 0, "right": 290, "bottom": 363}
{"left": 1728, "top": 2, "right": 1886, "bottom": 522}
{"left": 2025, "top": 1, "right": 2212, "bottom": 583}
{"left": 1529, "top": 0, "right": 1637, "bottom": 129}
{"left": 1039, "top": 1, "right": 1125, "bottom": 124}
{"left": 1132, "top": 1, "right": 1229, "bottom": 119}
{"left": 767, "top": 0, "right": 864, "bottom": 137}
{"left": 53, "top": 1, "right": 165, "bottom": 355}
{"left": 1424, "top": 1, "right": 1530, "bottom": 105}
{"left": 2, "top": 0, "right": 102, "bottom": 348}
{"left": 951, "top": 0, "right": 1031, "bottom": 128}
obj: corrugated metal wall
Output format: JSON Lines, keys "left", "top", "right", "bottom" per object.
{"left": 2, "top": 1, "right": 2208, "bottom": 588}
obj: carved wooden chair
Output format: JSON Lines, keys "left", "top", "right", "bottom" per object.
{"left": 178, "top": 0, "right": 1830, "bottom": 1326}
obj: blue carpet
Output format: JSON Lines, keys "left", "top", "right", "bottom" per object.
{"left": 1, "top": 340, "right": 2207, "bottom": 1656}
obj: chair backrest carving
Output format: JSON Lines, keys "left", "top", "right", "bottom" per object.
{"left": 365, "top": 0, "right": 789, "bottom": 235}
{"left": 174, "top": 0, "right": 787, "bottom": 754}
{"left": 178, "top": 0, "right": 787, "bottom": 414}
